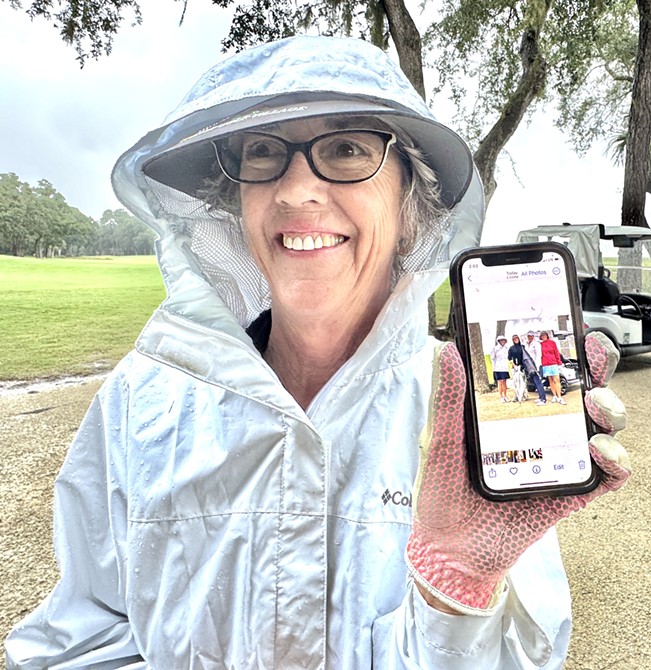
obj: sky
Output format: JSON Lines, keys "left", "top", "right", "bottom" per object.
{"left": 1, "top": 0, "right": 647, "bottom": 246}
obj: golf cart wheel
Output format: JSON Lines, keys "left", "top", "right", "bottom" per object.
{"left": 560, "top": 377, "right": 568, "bottom": 395}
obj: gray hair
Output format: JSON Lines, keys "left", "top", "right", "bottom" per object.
{"left": 197, "top": 117, "right": 448, "bottom": 260}
{"left": 386, "top": 121, "right": 448, "bottom": 256}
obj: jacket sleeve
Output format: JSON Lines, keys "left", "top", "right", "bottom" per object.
{"left": 5, "top": 377, "right": 146, "bottom": 670}
{"left": 554, "top": 343, "right": 563, "bottom": 366}
{"left": 372, "top": 529, "right": 571, "bottom": 669}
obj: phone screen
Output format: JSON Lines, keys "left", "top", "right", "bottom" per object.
{"left": 457, "top": 247, "right": 595, "bottom": 495}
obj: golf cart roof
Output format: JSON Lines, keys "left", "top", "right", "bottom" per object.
{"left": 516, "top": 223, "right": 651, "bottom": 278}
{"left": 602, "top": 225, "right": 651, "bottom": 246}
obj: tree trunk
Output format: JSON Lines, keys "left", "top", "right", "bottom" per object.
{"left": 621, "top": 0, "right": 651, "bottom": 228}
{"left": 427, "top": 293, "right": 438, "bottom": 334}
{"left": 618, "top": 244, "right": 644, "bottom": 292}
{"left": 469, "top": 322, "right": 491, "bottom": 393}
{"left": 473, "top": 3, "right": 551, "bottom": 206}
{"left": 381, "top": 0, "right": 433, "bottom": 329}
{"left": 383, "top": 0, "right": 425, "bottom": 99}
{"left": 495, "top": 320, "right": 508, "bottom": 341}
{"left": 619, "top": 0, "right": 651, "bottom": 294}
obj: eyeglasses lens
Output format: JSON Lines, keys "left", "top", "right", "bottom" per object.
{"left": 216, "top": 130, "right": 394, "bottom": 184}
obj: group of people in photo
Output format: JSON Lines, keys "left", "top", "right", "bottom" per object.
{"left": 490, "top": 330, "right": 567, "bottom": 405}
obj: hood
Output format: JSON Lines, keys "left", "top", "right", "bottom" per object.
{"left": 111, "top": 35, "right": 484, "bottom": 338}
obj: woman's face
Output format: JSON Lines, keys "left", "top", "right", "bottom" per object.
{"left": 239, "top": 118, "right": 403, "bottom": 323}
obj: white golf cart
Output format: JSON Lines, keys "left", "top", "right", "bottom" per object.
{"left": 515, "top": 223, "right": 651, "bottom": 357}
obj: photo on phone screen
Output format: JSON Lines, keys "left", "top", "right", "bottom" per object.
{"left": 451, "top": 243, "right": 599, "bottom": 500}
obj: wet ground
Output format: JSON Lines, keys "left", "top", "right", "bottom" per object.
{"left": 0, "top": 372, "right": 108, "bottom": 398}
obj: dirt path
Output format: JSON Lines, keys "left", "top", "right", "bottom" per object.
{"left": 0, "top": 377, "right": 105, "bottom": 660}
{"left": 559, "top": 354, "right": 651, "bottom": 670}
{"left": 1, "top": 359, "right": 649, "bottom": 669}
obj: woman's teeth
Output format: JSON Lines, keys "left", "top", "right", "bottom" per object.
{"left": 282, "top": 234, "right": 345, "bottom": 251}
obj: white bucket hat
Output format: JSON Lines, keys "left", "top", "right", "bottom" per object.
{"left": 135, "top": 36, "right": 474, "bottom": 209}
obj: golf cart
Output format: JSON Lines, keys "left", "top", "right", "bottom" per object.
{"left": 515, "top": 223, "right": 651, "bottom": 357}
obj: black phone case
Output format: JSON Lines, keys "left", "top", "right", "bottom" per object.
{"left": 449, "top": 242, "right": 601, "bottom": 501}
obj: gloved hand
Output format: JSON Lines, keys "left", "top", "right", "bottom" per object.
{"left": 405, "top": 331, "right": 631, "bottom": 616}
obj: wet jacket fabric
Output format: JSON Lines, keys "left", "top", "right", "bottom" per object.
{"left": 6, "top": 36, "right": 572, "bottom": 670}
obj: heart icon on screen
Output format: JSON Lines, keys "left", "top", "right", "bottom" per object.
{"left": 509, "top": 467, "right": 518, "bottom": 475}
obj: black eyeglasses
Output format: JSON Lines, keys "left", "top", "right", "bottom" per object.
{"left": 213, "top": 129, "right": 397, "bottom": 184}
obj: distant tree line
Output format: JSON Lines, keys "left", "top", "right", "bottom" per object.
{"left": 0, "top": 172, "right": 156, "bottom": 257}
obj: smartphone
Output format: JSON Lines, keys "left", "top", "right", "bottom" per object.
{"left": 449, "top": 242, "right": 600, "bottom": 501}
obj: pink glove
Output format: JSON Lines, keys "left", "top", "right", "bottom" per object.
{"left": 406, "top": 331, "right": 631, "bottom": 616}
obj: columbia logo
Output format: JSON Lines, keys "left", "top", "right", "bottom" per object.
{"left": 382, "top": 488, "right": 413, "bottom": 507}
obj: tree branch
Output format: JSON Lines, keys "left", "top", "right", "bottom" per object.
{"left": 473, "top": 3, "right": 550, "bottom": 205}
{"left": 604, "top": 61, "right": 634, "bottom": 83}
{"left": 382, "top": 0, "right": 425, "bottom": 99}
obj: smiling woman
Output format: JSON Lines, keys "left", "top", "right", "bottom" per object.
{"left": 234, "top": 117, "right": 407, "bottom": 397}
{"left": 5, "top": 34, "right": 632, "bottom": 670}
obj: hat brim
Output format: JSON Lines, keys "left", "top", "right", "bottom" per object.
{"left": 142, "top": 96, "right": 473, "bottom": 209}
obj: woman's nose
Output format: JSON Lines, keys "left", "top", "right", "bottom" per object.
{"left": 274, "top": 151, "right": 327, "bottom": 206}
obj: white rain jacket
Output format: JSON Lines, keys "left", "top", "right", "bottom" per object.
{"left": 491, "top": 339, "right": 511, "bottom": 374}
{"left": 6, "top": 36, "right": 572, "bottom": 670}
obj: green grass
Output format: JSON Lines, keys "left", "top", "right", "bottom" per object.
{"left": 429, "top": 277, "right": 453, "bottom": 332}
{"left": 0, "top": 255, "right": 166, "bottom": 381}
{"left": 13, "top": 253, "right": 644, "bottom": 380}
